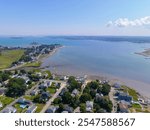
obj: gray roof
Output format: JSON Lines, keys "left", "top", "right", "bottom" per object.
{"left": 2, "top": 106, "right": 17, "bottom": 113}
{"left": 26, "top": 105, "right": 37, "bottom": 113}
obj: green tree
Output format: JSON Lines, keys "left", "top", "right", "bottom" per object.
{"left": 95, "top": 97, "right": 113, "bottom": 112}
{"left": 90, "top": 90, "right": 96, "bottom": 98}
{"left": 6, "top": 78, "right": 27, "bottom": 97}
{"left": 33, "top": 95, "right": 41, "bottom": 103}
{"left": 80, "top": 93, "right": 92, "bottom": 103}
{"left": 57, "top": 103, "right": 64, "bottom": 113}
{"left": 62, "top": 92, "right": 73, "bottom": 104}
{"left": 53, "top": 97, "right": 62, "bottom": 104}
{"left": 87, "top": 81, "right": 99, "bottom": 90}
{"left": 80, "top": 103, "right": 86, "bottom": 113}
{"left": 101, "top": 83, "right": 111, "bottom": 95}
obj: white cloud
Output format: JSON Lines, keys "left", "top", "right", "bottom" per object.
{"left": 107, "top": 16, "right": 150, "bottom": 27}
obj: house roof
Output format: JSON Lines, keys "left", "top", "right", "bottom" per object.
{"left": 46, "top": 106, "right": 58, "bottom": 113}
{"left": 119, "top": 102, "right": 128, "bottom": 111}
{"left": 42, "top": 92, "right": 51, "bottom": 97}
{"left": 0, "top": 89, "right": 5, "bottom": 95}
{"left": 86, "top": 101, "right": 93, "bottom": 108}
{"left": 2, "top": 106, "right": 17, "bottom": 113}
{"left": 26, "top": 105, "right": 37, "bottom": 113}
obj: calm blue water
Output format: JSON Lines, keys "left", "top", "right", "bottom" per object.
{"left": 1, "top": 36, "right": 150, "bottom": 95}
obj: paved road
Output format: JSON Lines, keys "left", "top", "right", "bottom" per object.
{"left": 40, "top": 82, "right": 66, "bottom": 113}
{"left": 25, "top": 82, "right": 40, "bottom": 95}
{"left": 3, "top": 63, "right": 26, "bottom": 71}
{"left": 109, "top": 87, "right": 117, "bottom": 113}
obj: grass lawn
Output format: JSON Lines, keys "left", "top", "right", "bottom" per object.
{"left": 13, "top": 103, "right": 27, "bottom": 113}
{"left": 35, "top": 103, "right": 45, "bottom": 113}
{"left": 24, "top": 61, "right": 41, "bottom": 67}
{"left": 47, "top": 87, "right": 56, "bottom": 94}
{"left": 24, "top": 95, "right": 35, "bottom": 101}
{"left": 0, "top": 49, "right": 24, "bottom": 70}
{"left": 132, "top": 104, "right": 141, "bottom": 109}
{"left": 129, "top": 104, "right": 142, "bottom": 113}
{"left": 0, "top": 96, "right": 14, "bottom": 110}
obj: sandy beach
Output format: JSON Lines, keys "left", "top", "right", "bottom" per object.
{"left": 42, "top": 58, "right": 150, "bottom": 98}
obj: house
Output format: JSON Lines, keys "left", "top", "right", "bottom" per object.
{"left": 46, "top": 81, "right": 52, "bottom": 87}
{"left": 0, "top": 102, "right": 3, "bottom": 108}
{"left": 36, "top": 72, "right": 42, "bottom": 77}
{"left": 41, "top": 92, "right": 51, "bottom": 101}
{"left": 20, "top": 76, "right": 30, "bottom": 83}
{"left": 71, "top": 89, "right": 79, "bottom": 97}
{"left": 20, "top": 104, "right": 27, "bottom": 109}
{"left": 17, "top": 98, "right": 32, "bottom": 106}
{"left": 17, "top": 98, "right": 26, "bottom": 104}
{"left": 63, "top": 105, "right": 73, "bottom": 113}
{"left": 118, "top": 102, "right": 129, "bottom": 113}
{"left": 45, "top": 106, "right": 58, "bottom": 113}
{"left": 63, "top": 76, "right": 69, "bottom": 81}
{"left": 61, "top": 111, "right": 68, "bottom": 113}
{"left": 26, "top": 105, "right": 37, "bottom": 113}
{"left": 95, "top": 93, "right": 103, "bottom": 102}
{"left": 39, "top": 84, "right": 47, "bottom": 89}
{"left": 0, "top": 89, "right": 5, "bottom": 96}
{"left": 2, "top": 106, "right": 17, "bottom": 113}
{"left": 118, "top": 92, "right": 132, "bottom": 102}
{"left": 30, "top": 90, "right": 39, "bottom": 96}
{"left": 86, "top": 101, "right": 93, "bottom": 112}
{"left": 113, "top": 83, "right": 121, "bottom": 89}
{"left": 59, "top": 88, "right": 68, "bottom": 96}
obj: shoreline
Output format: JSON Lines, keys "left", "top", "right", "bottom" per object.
{"left": 40, "top": 46, "right": 150, "bottom": 99}
{"left": 51, "top": 70, "right": 150, "bottom": 98}
{"left": 135, "top": 48, "right": 150, "bottom": 57}
{"left": 39, "top": 46, "right": 64, "bottom": 63}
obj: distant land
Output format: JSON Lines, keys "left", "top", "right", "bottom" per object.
{"left": 59, "top": 36, "right": 150, "bottom": 44}
{"left": 135, "top": 48, "right": 150, "bottom": 57}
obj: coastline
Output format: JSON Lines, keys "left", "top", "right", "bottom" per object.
{"left": 50, "top": 69, "right": 150, "bottom": 98}
{"left": 135, "top": 48, "right": 150, "bottom": 57}
{"left": 39, "top": 45, "right": 150, "bottom": 99}
{"left": 40, "top": 48, "right": 150, "bottom": 99}
{"left": 39, "top": 46, "right": 64, "bottom": 63}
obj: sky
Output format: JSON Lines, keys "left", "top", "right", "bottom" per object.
{"left": 0, "top": 0, "right": 150, "bottom": 36}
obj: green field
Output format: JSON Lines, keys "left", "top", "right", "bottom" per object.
{"left": 24, "top": 61, "right": 41, "bottom": 67}
{"left": 35, "top": 103, "right": 45, "bottom": 113}
{"left": 0, "top": 49, "right": 24, "bottom": 70}
{"left": 47, "top": 87, "right": 56, "bottom": 94}
{"left": 0, "top": 96, "right": 14, "bottom": 110}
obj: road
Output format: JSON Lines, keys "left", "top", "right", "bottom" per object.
{"left": 40, "top": 82, "right": 66, "bottom": 113}
{"left": 3, "top": 63, "right": 26, "bottom": 71}
{"left": 109, "top": 87, "right": 117, "bottom": 113}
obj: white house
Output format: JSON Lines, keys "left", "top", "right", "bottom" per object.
{"left": 86, "top": 101, "right": 93, "bottom": 112}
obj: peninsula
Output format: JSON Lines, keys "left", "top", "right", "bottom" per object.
{"left": 135, "top": 48, "right": 150, "bottom": 57}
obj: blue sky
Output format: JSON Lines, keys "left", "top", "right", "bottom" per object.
{"left": 0, "top": 0, "right": 150, "bottom": 36}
